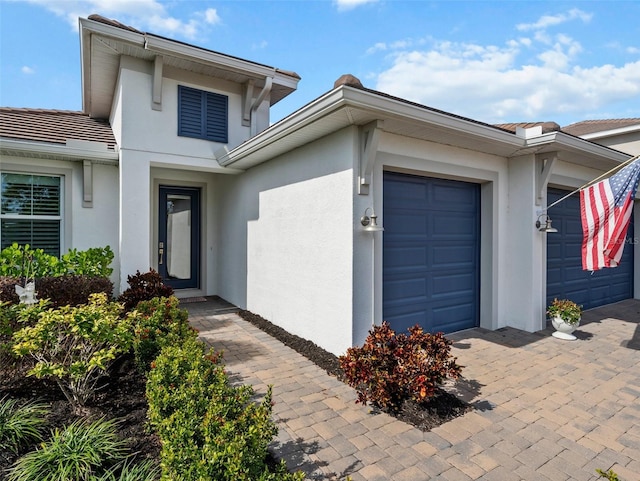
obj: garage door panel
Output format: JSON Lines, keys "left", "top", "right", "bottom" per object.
{"left": 384, "top": 246, "right": 428, "bottom": 269}
{"left": 384, "top": 172, "right": 480, "bottom": 334}
{"left": 432, "top": 303, "right": 476, "bottom": 332}
{"left": 432, "top": 183, "right": 477, "bottom": 207}
{"left": 384, "top": 277, "right": 427, "bottom": 301}
{"left": 432, "top": 245, "right": 476, "bottom": 266}
{"left": 547, "top": 188, "right": 633, "bottom": 310}
{"left": 432, "top": 213, "right": 477, "bottom": 237}
{"left": 385, "top": 310, "right": 428, "bottom": 334}
{"left": 431, "top": 272, "right": 475, "bottom": 297}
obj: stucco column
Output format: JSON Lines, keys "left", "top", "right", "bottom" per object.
{"left": 504, "top": 154, "right": 547, "bottom": 332}
{"left": 118, "top": 151, "right": 151, "bottom": 293}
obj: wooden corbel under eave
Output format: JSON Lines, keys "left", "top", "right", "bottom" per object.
{"left": 83, "top": 160, "right": 93, "bottom": 208}
{"left": 358, "top": 120, "right": 384, "bottom": 195}
{"left": 535, "top": 152, "right": 557, "bottom": 206}
{"left": 152, "top": 55, "right": 163, "bottom": 111}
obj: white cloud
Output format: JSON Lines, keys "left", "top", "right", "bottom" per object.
{"left": 374, "top": 29, "right": 640, "bottom": 124}
{"left": 17, "top": 0, "right": 220, "bottom": 40}
{"left": 516, "top": 8, "right": 592, "bottom": 31}
{"left": 203, "top": 8, "right": 220, "bottom": 25}
{"left": 334, "top": 0, "right": 378, "bottom": 12}
{"left": 21, "top": 66, "right": 35, "bottom": 74}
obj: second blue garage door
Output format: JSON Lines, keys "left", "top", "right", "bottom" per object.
{"left": 383, "top": 172, "right": 480, "bottom": 334}
{"left": 547, "top": 188, "right": 634, "bottom": 310}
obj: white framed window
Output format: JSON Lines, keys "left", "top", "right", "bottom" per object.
{"left": 1, "top": 172, "right": 63, "bottom": 256}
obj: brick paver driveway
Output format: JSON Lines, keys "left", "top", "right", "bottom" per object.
{"left": 187, "top": 299, "right": 640, "bottom": 481}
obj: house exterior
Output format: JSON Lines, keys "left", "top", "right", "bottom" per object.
{"left": 1, "top": 15, "right": 638, "bottom": 355}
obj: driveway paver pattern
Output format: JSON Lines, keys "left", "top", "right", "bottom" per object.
{"left": 186, "top": 299, "right": 640, "bottom": 481}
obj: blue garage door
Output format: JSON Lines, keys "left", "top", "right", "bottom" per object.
{"left": 547, "top": 188, "right": 634, "bottom": 310}
{"left": 383, "top": 172, "right": 480, "bottom": 334}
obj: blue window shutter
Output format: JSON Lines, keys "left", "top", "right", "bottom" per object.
{"left": 178, "top": 86, "right": 203, "bottom": 138}
{"left": 178, "top": 86, "right": 228, "bottom": 143}
{"left": 205, "top": 92, "right": 228, "bottom": 143}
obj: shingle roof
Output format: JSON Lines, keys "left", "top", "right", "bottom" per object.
{"left": 562, "top": 119, "right": 640, "bottom": 137}
{"left": 493, "top": 121, "right": 561, "bottom": 134}
{"left": 0, "top": 108, "right": 117, "bottom": 150}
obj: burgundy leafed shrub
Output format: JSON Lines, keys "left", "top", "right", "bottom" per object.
{"left": 118, "top": 269, "right": 174, "bottom": 312}
{"left": 0, "top": 275, "right": 113, "bottom": 308}
{"left": 339, "top": 321, "right": 462, "bottom": 410}
{"left": 35, "top": 275, "right": 113, "bottom": 308}
{"left": 0, "top": 276, "right": 20, "bottom": 304}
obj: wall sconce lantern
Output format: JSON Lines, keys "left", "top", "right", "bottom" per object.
{"left": 361, "top": 207, "right": 384, "bottom": 232}
{"left": 536, "top": 214, "right": 558, "bottom": 233}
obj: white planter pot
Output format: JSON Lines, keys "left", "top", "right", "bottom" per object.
{"left": 551, "top": 315, "right": 580, "bottom": 341}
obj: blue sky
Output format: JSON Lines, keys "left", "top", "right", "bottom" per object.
{"left": 1, "top": 0, "right": 639, "bottom": 126}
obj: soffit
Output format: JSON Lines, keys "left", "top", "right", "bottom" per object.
{"left": 83, "top": 21, "right": 297, "bottom": 119}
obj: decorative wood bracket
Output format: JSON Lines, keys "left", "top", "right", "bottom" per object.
{"left": 358, "top": 120, "right": 384, "bottom": 195}
{"left": 535, "top": 152, "right": 557, "bottom": 206}
{"left": 83, "top": 160, "right": 93, "bottom": 208}
{"left": 152, "top": 55, "right": 163, "bottom": 111}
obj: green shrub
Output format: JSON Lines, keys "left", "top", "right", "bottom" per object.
{"left": 0, "top": 300, "right": 50, "bottom": 377}
{"left": 0, "top": 244, "right": 113, "bottom": 279}
{"left": 11, "top": 294, "right": 134, "bottom": 413}
{"left": 130, "top": 296, "right": 197, "bottom": 373}
{"left": 118, "top": 270, "right": 173, "bottom": 312}
{"left": 147, "top": 340, "right": 303, "bottom": 481}
{"left": 339, "top": 321, "right": 462, "bottom": 410}
{"left": 6, "top": 418, "right": 127, "bottom": 481}
{"left": 0, "top": 397, "right": 49, "bottom": 457}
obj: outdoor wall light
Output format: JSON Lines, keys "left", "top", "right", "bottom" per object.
{"left": 536, "top": 214, "right": 558, "bottom": 233}
{"left": 361, "top": 207, "right": 384, "bottom": 232}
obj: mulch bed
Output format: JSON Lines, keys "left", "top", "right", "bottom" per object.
{"left": 237, "top": 309, "right": 471, "bottom": 432}
{"left": 0, "top": 355, "right": 160, "bottom": 474}
{"left": 1, "top": 302, "right": 470, "bottom": 475}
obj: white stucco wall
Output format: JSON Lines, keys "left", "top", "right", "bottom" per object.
{"left": 217, "top": 129, "right": 355, "bottom": 355}
{"left": 503, "top": 154, "right": 546, "bottom": 332}
{"left": 109, "top": 55, "right": 248, "bottom": 294}
{"left": 590, "top": 132, "right": 640, "bottom": 156}
{"left": 115, "top": 57, "right": 255, "bottom": 157}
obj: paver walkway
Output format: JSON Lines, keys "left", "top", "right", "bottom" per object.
{"left": 185, "top": 299, "right": 640, "bottom": 481}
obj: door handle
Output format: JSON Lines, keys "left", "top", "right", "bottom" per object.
{"left": 159, "top": 242, "right": 164, "bottom": 265}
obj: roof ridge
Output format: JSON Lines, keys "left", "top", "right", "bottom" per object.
{"left": 0, "top": 107, "right": 85, "bottom": 115}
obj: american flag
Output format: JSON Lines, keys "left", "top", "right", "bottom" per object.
{"left": 580, "top": 156, "right": 640, "bottom": 271}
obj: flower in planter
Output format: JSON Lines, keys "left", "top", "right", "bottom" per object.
{"left": 547, "top": 298, "right": 582, "bottom": 325}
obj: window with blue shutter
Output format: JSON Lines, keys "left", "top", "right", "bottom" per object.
{"left": 178, "top": 86, "right": 228, "bottom": 143}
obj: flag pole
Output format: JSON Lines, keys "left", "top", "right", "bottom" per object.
{"left": 546, "top": 154, "right": 640, "bottom": 211}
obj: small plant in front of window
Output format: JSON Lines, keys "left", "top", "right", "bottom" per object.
{"left": 339, "top": 321, "right": 462, "bottom": 411}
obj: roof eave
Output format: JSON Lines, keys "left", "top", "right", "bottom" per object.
{"left": 218, "top": 86, "right": 524, "bottom": 168}
{"left": 0, "top": 138, "right": 119, "bottom": 164}
{"left": 582, "top": 124, "right": 640, "bottom": 140}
